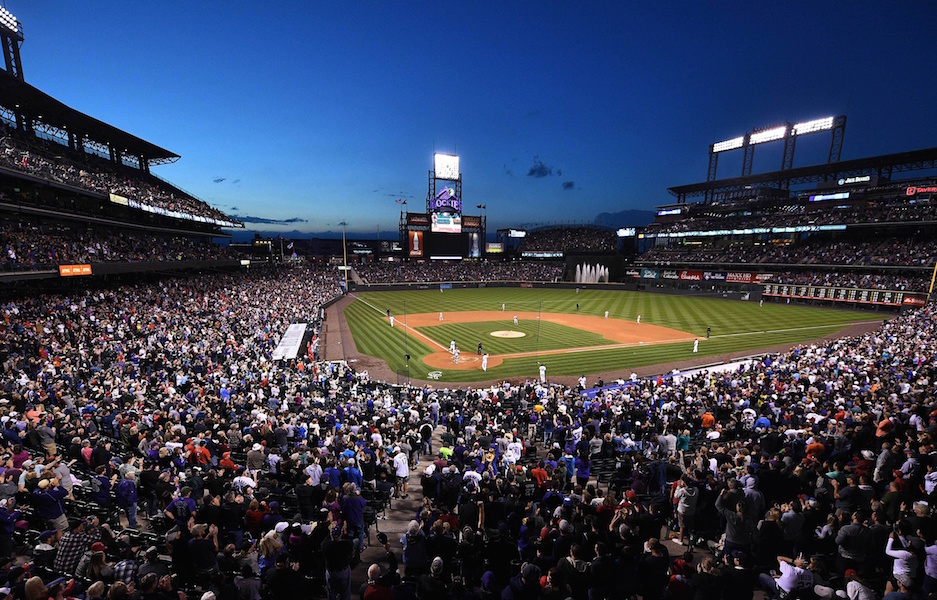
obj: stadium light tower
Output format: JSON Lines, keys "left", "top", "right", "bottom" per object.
{"left": 0, "top": 5, "right": 24, "bottom": 81}
{"left": 702, "top": 115, "right": 847, "bottom": 201}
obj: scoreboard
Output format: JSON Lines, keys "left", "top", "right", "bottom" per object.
{"left": 762, "top": 283, "right": 926, "bottom": 307}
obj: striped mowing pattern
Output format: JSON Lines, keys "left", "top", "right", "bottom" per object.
{"left": 344, "top": 289, "right": 875, "bottom": 382}
{"left": 416, "top": 320, "right": 612, "bottom": 355}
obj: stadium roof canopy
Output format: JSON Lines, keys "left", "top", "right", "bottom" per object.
{"left": 0, "top": 71, "right": 179, "bottom": 166}
{"left": 668, "top": 146, "right": 937, "bottom": 203}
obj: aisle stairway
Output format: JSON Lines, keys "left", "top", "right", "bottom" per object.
{"left": 350, "top": 424, "right": 444, "bottom": 591}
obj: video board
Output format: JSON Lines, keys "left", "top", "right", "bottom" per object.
{"left": 431, "top": 212, "right": 462, "bottom": 234}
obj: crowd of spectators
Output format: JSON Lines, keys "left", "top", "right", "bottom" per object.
{"left": 644, "top": 196, "right": 937, "bottom": 237}
{"left": 1, "top": 259, "right": 937, "bottom": 600}
{"left": 519, "top": 227, "right": 618, "bottom": 253}
{"left": 640, "top": 238, "right": 937, "bottom": 268}
{"left": 0, "top": 218, "right": 234, "bottom": 272}
{"left": 355, "top": 261, "right": 564, "bottom": 284}
{"left": 364, "top": 301, "right": 937, "bottom": 600}
{"left": 0, "top": 131, "right": 238, "bottom": 225}
{"left": 768, "top": 271, "right": 931, "bottom": 293}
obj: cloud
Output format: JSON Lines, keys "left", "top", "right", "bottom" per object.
{"left": 562, "top": 181, "right": 575, "bottom": 190}
{"left": 230, "top": 206, "right": 239, "bottom": 211}
{"left": 233, "top": 215, "right": 309, "bottom": 225}
{"left": 232, "top": 179, "right": 241, "bottom": 185}
{"left": 213, "top": 177, "right": 226, "bottom": 183}
{"left": 527, "top": 157, "right": 554, "bottom": 178}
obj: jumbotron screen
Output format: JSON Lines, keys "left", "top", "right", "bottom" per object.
{"left": 431, "top": 212, "right": 462, "bottom": 234}
{"left": 408, "top": 231, "right": 469, "bottom": 258}
{"left": 426, "top": 232, "right": 468, "bottom": 259}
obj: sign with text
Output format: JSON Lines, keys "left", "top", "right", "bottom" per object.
{"left": 407, "top": 213, "right": 430, "bottom": 227}
{"left": 762, "top": 283, "right": 924, "bottom": 307}
{"left": 726, "top": 272, "right": 754, "bottom": 284}
{"left": 59, "top": 264, "right": 92, "bottom": 277}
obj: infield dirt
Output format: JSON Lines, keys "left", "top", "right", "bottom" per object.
{"left": 404, "top": 311, "right": 693, "bottom": 371}
{"left": 323, "top": 294, "right": 881, "bottom": 387}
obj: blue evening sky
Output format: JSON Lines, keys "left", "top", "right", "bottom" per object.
{"left": 10, "top": 2, "right": 937, "bottom": 234}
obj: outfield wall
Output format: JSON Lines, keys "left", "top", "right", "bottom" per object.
{"left": 634, "top": 277, "right": 760, "bottom": 301}
{"left": 347, "top": 279, "right": 764, "bottom": 301}
{"left": 346, "top": 278, "right": 921, "bottom": 311}
{"left": 348, "top": 280, "right": 638, "bottom": 293}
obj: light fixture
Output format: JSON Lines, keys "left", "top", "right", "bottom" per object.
{"left": 793, "top": 117, "right": 835, "bottom": 135}
{"left": 749, "top": 125, "right": 787, "bottom": 145}
{"left": 712, "top": 136, "right": 744, "bottom": 153}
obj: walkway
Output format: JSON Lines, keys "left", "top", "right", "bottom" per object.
{"left": 350, "top": 424, "right": 444, "bottom": 591}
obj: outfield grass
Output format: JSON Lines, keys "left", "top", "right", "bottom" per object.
{"left": 343, "top": 288, "right": 875, "bottom": 382}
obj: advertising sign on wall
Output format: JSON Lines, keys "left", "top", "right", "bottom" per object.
{"left": 408, "top": 231, "right": 424, "bottom": 257}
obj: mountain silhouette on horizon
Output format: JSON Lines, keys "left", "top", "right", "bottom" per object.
{"left": 593, "top": 209, "right": 656, "bottom": 229}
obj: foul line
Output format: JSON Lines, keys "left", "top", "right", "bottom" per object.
{"left": 350, "top": 295, "right": 875, "bottom": 363}
{"left": 482, "top": 320, "right": 873, "bottom": 362}
{"left": 709, "top": 320, "right": 882, "bottom": 339}
{"left": 349, "top": 294, "right": 449, "bottom": 352}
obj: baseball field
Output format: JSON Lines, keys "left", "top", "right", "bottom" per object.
{"left": 340, "top": 288, "right": 877, "bottom": 383}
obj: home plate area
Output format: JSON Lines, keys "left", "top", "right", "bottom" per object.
{"left": 410, "top": 310, "right": 690, "bottom": 372}
{"left": 423, "top": 351, "right": 504, "bottom": 371}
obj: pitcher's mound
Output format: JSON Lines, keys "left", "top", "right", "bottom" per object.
{"left": 491, "top": 330, "right": 526, "bottom": 338}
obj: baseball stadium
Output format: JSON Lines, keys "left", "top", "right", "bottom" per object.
{"left": 2, "top": 4, "right": 937, "bottom": 600}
